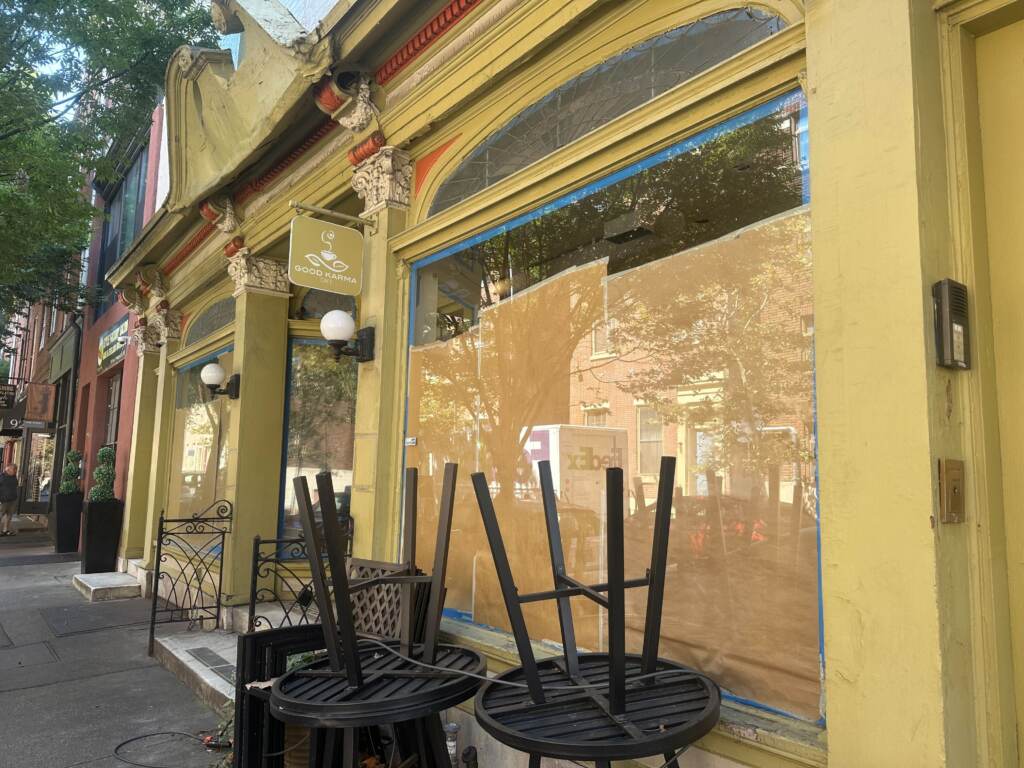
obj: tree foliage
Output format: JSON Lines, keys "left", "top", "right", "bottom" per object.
{"left": 0, "top": 1, "right": 216, "bottom": 319}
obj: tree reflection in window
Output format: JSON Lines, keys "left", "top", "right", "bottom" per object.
{"left": 407, "top": 92, "right": 820, "bottom": 720}
{"left": 430, "top": 8, "right": 786, "bottom": 214}
{"left": 279, "top": 340, "right": 359, "bottom": 536}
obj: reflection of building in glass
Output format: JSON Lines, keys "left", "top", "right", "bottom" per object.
{"left": 407, "top": 94, "right": 820, "bottom": 720}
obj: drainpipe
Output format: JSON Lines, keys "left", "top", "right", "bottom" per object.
{"left": 57, "top": 314, "right": 83, "bottom": 496}
{"left": 64, "top": 313, "right": 82, "bottom": 460}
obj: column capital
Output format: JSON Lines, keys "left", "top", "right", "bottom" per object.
{"left": 226, "top": 249, "right": 290, "bottom": 298}
{"left": 352, "top": 146, "right": 413, "bottom": 217}
{"left": 130, "top": 319, "right": 162, "bottom": 357}
{"left": 150, "top": 300, "right": 182, "bottom": 344}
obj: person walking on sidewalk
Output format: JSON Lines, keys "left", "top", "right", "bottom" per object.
{"left": 0, "top": 464, "right": 18, "bottom": 537}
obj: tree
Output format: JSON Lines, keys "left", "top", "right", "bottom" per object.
{"left": 409, "top": 109, "right": 811, "bottom": 501}
{"left": 0, "top": 2, "right": 217, "bottom": 320}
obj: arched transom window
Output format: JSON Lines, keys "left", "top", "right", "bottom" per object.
{"left": 184, "top": 296, "right": 236, "bottom": 347}
{"left": 429, "top": 8, "right": 787, "bottom": 215}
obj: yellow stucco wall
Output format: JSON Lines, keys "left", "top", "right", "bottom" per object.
{"left": 110, "top": 0, "right": 1024, "bottom": 764}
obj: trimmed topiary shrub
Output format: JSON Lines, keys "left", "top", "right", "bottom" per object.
{"left": 88, "top": 445, "right": 116, "bottom": 503}
{"left": 59, "top": 449, "right": 83, "bottom": 495}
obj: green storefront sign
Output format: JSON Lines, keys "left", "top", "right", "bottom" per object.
{"left": 98, "top": 316, "right": 129, "bottom": 373}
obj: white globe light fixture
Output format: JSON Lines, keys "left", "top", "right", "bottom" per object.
{"left": 319, "top": 309, "right": 375, "bottom": 363}
{"left": 200, "top": 360, "right": 240, "bottom": 399}
{"left": 320, "top": 310, "right": 356, "bottom": 343}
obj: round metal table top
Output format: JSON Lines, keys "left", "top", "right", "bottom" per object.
{"left": 269, "top": 640, "right": 486, "bottom": 729}
{"left": 474, "top": 653, "right": 720, "bottom": 761}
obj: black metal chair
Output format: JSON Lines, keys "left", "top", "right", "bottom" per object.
{"left": 471, "top": 456, "right": 720, "bottom": 768}
{"left": 267, "top": 464, "right": 485, "bottom": 768}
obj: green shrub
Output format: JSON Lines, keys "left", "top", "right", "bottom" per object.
{"left": 88, "top": 445, "right": 116, "bottom": 503}
{"left": 58, "top": 449, "right": 83, "bottom": 495}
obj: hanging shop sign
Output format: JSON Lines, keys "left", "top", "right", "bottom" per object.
{"left": 24, "top": 382, "right": 55, "bottom": 423}
{"left": 288, "top": 214, "right": 364, "bottom": 296}
{"left": 0, "top": 398, "right": 25, "bottom": 435}
{"left": 97, "top": 316, "right": 129, "bottom": 372}
{"left": 0, "top": 383, "right": 15, "bottom": 410}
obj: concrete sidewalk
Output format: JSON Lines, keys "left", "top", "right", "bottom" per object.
{"left": 0, "top": 553, "right": 224, "bottom": 768}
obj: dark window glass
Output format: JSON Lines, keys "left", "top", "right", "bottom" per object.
{"left": 430, "top": 8, "right": 786, "bottom": 214}
{"left": 104, "top": 371, "right": 122, "bottom": 447}
{"left": 295, "top": 289, "right": 356, "bottom": 320}
{"left": 184, "top": 297, "right": 236, "bottom": 347}
{"left": 95, "top": 149, "right": 149, "bottom": 318}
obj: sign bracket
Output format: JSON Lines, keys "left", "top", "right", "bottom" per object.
{"left": 289, "top": 201, "right": 376, "bottom": 235}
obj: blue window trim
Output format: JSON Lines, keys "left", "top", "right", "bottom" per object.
{"left": 406, "top": 89, "right": 824, "bottom": 725}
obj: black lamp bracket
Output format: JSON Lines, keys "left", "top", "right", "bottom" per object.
{"left": 206, "top": 373, "right": 241, "bottom": 400}
{"left": 329, "top": 326, "right": 375, "bottom": 364}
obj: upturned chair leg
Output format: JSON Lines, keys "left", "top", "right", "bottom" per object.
{"left": 342, "top": 728, "right": 358, "bottom": 768}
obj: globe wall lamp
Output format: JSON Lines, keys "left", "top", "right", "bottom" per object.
{"left": 200, "top": 361, "right": 240, "bottom": 399}
{"left": 320, "top": 310, "right": 375, "bottom": 363}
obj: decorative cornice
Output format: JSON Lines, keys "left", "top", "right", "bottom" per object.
{"left": 226, "top": 249, "right": 290, "bottom": 297}
{"left": 352, "top": 146, "right": 413, "bottom": 217}
{"left": 117, "top": 285, "right": 147, "bottom": 315}
{"left": 314, "top": 75, "right": 349, "bottom": 114}
{"left": 385, "top": 0, "right": 519, "bottom": 106}
{"left": 348, "top": 130, "right": 386, "bottom": 166}
{"left": 199, "top": 196, "right": 239, "bottom": 234}
{"left": 333, "top": 75, "right": 379, "bottom": 132}
{"left": 136, "top": 265, "right": 167, "bottom": 298}
{"left": 223, "top": 235, "right": 247, "bottom": 258}
{"left": 161, "top": 116, "right": 340, "bottom": 280}
{"left": 163, "top": 221, "right": 217, "bottom": 277}
{"left": 375, "top": 0, "right": 483, "bottom": 86}
{"left": 234, "top": 119, "right": 338, "bottom": 206}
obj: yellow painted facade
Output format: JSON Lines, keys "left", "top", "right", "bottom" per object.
{"left": 108, "top": 0, "right": 1024, "bottom": 764}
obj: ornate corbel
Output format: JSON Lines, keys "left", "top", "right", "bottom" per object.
{"left": 224, "top": 237, "right": 289, "bottom": 298}
{"left": 117, "top": 285, "right": 146, "bottom": 315}
{"left": 153, "top": 299, "right": 182, "bottom": 343}
{"left": 352, "top": 146, "right": 413, "bottom": 217}
{"left": 199, "top": 196, "right": 239, "bottom": 234}
{"left": 315, "top": 74, "right": 379, "bottom": 133}
{"left": 135, "top": 265, "right": 167, "bottom": 298}
{"left": 130, "top": 318, "right": 162, "bottom": 357}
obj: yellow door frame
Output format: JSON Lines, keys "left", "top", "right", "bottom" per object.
{"left": 938, "top": 0, "right": 1024, "bottom": 764}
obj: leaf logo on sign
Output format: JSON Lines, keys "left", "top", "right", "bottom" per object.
{"left": 304, "top": 229, "right": 350, "bottom": 274}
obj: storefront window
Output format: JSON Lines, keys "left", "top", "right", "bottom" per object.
{"left": 167, "top": 351, "right": 233, "bottom": 519}
{"left": 279, "top": 339, "right": 358, "bottom": 536}
{"left": 407, "top": 91, "right": 819, "bottom": 720}
{"left": 430, "top": 8, "right": 786, "bottom": 214}
{"left": 25, "top": 432, "right": 54, "bottom": 505}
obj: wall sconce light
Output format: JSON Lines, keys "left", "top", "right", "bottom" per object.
{"left": 320, "top": 310, "right": 375, "bottom": 363}
{"left": 200, "top": 361, "right": 240, "bottom": 399}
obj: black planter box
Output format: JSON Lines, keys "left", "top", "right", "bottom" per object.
{"left": 81, "top": 499, "right": 124, "bottom": 574}
{"left": 53, "top": 492, "right": 83, "bottom": 554}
